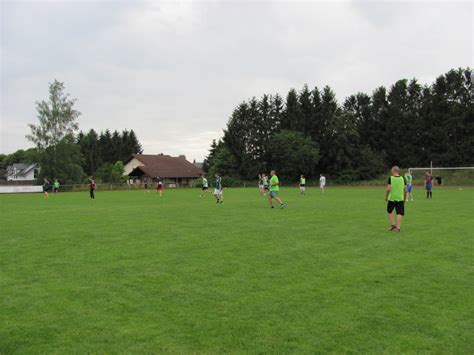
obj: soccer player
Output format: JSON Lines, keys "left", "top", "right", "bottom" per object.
{"left": 143, "top": 178, "right": 150, "bottom": 193}
{"left": 262, "top": 174, "right": 269, "bottom": 196}
{"left": 200, "top": 175, "right": 208, "bottom": 198}
{"left": 156, "top": 178, "right": 164, "bottom": 197}
{"left": 385, "top": 166, "right": 407, "bottom": 232}
{"left": 299, "top": 175, "right": 306, "bottom": 195}
{"left": 258, "top": 174, "right": 265, "bottom": 196}
{"left": 53, "top": 179, "right": 60, "bottom": 194}
{"left": 88, "top": 176, "right": 96, "bottom": 199}
{"left": 42, "top": 178, "right": 51, "bottom": 198}
{"left": 268, "top": 170, "right": 286, "bottom": 209}
{"left": 319, "top": 174, "right": 326, "bottom": 193}
{"left": 404, "top": 171, "right": 414, "bottom": 201}
{"left": 213, "top": 173, "right": 224, "bottom": 204}
{"left": 424, "top": 171, "right": 433, "bottom": 199}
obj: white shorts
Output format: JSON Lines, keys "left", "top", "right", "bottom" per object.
{"left": 213, "top": 189, "right": 223, "bottom": 195}
{"left": 259, "top": 184, "right": 264, "bottom": 190}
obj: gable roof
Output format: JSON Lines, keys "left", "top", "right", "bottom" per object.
{"left": 6, "top": 163, "right": 37, "bottom": 177}
{"left": 127, "top": 154, "right": 203, "bottom": 178}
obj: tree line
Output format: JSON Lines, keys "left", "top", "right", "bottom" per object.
{"left": 0, "top": 80, "right": 142, "bottom": 184}
{"left": 204, "top": 68, "right": 472, "bottom": 182}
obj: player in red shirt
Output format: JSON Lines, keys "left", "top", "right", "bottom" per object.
{"left": 156, "top": 178, "right": 163, "bottom": 197}
{"left": 88, "top": 176, "right": 96, "bottom": 199}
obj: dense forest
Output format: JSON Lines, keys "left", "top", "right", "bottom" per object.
{"left": 204, "top": 68, "right": 472, "bottom": 182}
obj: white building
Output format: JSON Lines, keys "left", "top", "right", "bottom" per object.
{"left": 6, "top": 163, "right": 38, "bottom": 181}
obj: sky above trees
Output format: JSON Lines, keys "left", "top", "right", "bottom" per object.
{"left": 1, "top": 1, "right": 472, "bottom": 161}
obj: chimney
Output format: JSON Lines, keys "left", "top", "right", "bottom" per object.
{"left": 179, "top": 155, "right": 186, "bottom": 159}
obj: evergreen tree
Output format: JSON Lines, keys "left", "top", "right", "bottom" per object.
{"left": 281, "top": 89, "right": 300, "bottom": 131}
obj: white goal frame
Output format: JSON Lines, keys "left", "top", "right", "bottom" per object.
{"left": 408, "top": 161, "right": 474, "bottom": 175}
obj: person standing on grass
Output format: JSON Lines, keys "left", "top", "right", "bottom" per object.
{"left": 262, "top": 174, "right": 269, "bottom": 196}
{"left": 385, "top": 166, "right": 407, "bottom": 232}
{"left": 88, "top": 176, "right": 96, "bottom": 200}
{"left": 319, "top": 174, "right": 326, "bottom": 193}
{"left": 404, "top": 171, "right": 414, "bottom": 201}
{"left": 299, "top": 175, "right": 306, "bottom": 195}
{"left": 143, "top": 178, "right": 150, "bottom": 193}
{"left": 425, "top": 171, "right": 433, "bottom": 199}
{"left": 156, "top": 178, "right": 164, "bottom": 197}
{"left": 200, "top": 175, "right": 208, "bottom": 198}
{"left": 213, "top": 173, "right": 224, "bottom": 204}
{"left": 43, "top": 178, "right": 51, "bottom": 198}
{"left": 268, "top": 170, "right": 286, "bottom": 209}
{"left": 53, "top": 179, "right": 60, "bottom": 194}
{"left": 258, "top": 174, "right": 265, "bottom": 196}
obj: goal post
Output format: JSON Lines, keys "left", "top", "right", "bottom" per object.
{"left": 408, "top": 163, "right": 474, "bottom": 187}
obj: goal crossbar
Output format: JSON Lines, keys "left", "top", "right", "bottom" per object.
{"left": 409, "top": 166, "right": 474, "bottom": 174}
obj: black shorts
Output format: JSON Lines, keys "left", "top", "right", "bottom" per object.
{"left": 387, "top": 201, "right": 405, "bottom": 215}
{"left": 202, "top": 186, "right": 208, "bottom": 191}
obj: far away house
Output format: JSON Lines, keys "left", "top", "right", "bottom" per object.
{"left": 124, "top": 154, "right": 204, "bottom": 187}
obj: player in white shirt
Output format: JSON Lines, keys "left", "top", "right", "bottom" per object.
{"left": 319, "top": 174, "right": 326, "bottom": 193}
{"left": 200, "top": 175, "right": 208, "bottom": 198}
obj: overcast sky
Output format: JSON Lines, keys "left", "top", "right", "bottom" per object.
{"left": 1, "top": 0, "right": 472, "bottom": 161}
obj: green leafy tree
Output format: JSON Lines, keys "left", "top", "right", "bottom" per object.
{"left": 26, "top": 80, "right": 82, "bottom": 180}
{"left": 268, "top": 130, "right": 319, "bottom": 181}
{"left": 39, "top": 135, "right": 84, "bottom": 184}
{"left": 27, "top": 80, "right": 80, "bottom": 150}
{"left": 207, "top": 144, "right": 239, "bottom": 179}
{"left": 111, "top": 161, "right": 126, "bottom": 183}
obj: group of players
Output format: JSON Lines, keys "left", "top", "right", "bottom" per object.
{"left": 43, "top": 168, "right": 437, "bottom": 231}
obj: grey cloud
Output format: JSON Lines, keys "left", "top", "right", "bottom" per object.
{"left": 1, "top": 1, "right": 472, "bottom": 161}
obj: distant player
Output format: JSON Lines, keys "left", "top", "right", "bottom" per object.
{"left": 299, "top": 175, "right": 306, "bottom": 194}
{"left": 143, "top": 178, "right": 150, "bottom": 193}
{"left": 43, "top": 178, "right": 51, "bottom": 198}
{"left": 88, "top": 176, "right": 96, "bottom": 199}
{"left": 258, "top": 174, "right": 265, "bottom": 196}
{"left": 262, "top": 174, "right": 269, "bottom": 196}
{"left": 268, "top": 170, "right": 286, "bottom": 209}
{"left": 156, "top": 178, "right": 163, "bottom": 197}
{"left": 53, "top": 179, "right": 60, "bottom": 194}
{"left": 404, "top": 171, "right": 413, "bottom": 201}
{"left": 385, "top": 166, "right": 406, "bottom": 232}
{"left": 200, "top": 175, "right": 208, "bottom": 198}
{"left": 319, "top": 174, "right": 326, "bottom": 193}
{"left": 213, "top": 173, "right": 224, "bottom": 204}
{"left": 424, "top": 171, "right": 433, "bottom": 199}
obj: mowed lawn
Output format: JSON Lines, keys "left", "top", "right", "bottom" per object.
{"left": 0, "top": 187, "right": 473, "bottom": 353}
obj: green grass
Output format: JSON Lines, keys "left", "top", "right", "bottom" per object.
{"left": 1, "top": 187, "right": 473, "bottom": 353}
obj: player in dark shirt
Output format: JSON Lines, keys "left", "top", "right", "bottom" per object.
{"left": 424, "top": 171, "right": 433, "bottom": 199}
{"left": 43, "top": 178, "right": 51, "bottom": 199}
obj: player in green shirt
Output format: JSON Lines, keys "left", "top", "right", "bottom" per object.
{"left": 53, "top": 179, "right": 60, "bottom": 194}
{"left": 299, "top": 175, "right": 306, "bottom": 195}
{"left": 385, "top": 166, "right": 407, "bottom": 232}
{"left": 268, "top": 170, "right": 286, "bottom": 209}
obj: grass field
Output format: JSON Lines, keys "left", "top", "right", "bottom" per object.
{"left": 1, "top": 187, "right": 473, "bottom": 353}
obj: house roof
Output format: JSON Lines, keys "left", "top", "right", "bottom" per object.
{"left": 6, "top": 163, "right": 37, "bottom": 177}
{"left": 127, "top": 154, "right": 203, "bottom": 178}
